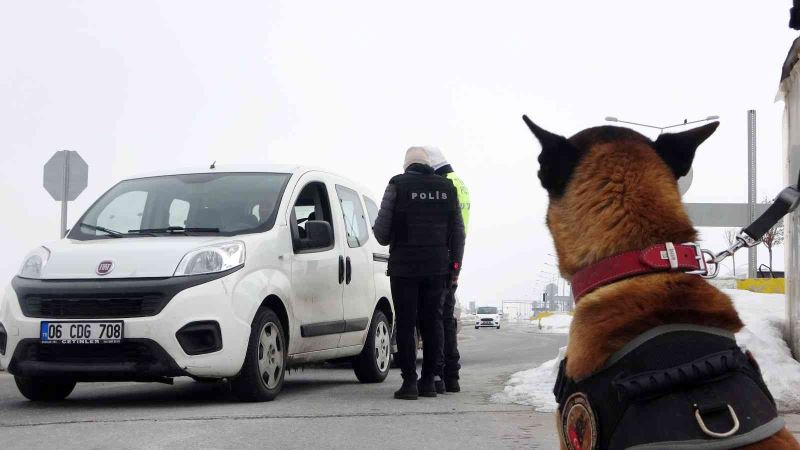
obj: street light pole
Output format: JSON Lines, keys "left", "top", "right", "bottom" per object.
{"left": 605, "top": 115, "right": 720, "bottom": 134}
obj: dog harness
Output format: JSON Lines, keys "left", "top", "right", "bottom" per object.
{"left": 554, "top": 325, "right": 783, "bottom": 450}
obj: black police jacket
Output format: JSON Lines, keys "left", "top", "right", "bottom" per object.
{"left": 373, "top": 163, "right": 465, "bottom": 277}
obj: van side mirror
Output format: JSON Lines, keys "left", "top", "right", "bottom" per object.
{"left": 302, "top": 220, "right": 334, "bottom": 250}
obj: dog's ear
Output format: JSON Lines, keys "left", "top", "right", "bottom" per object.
{"left": 523, "top": 115, "right": 581, "bottom": 197}
{"left": 654, "top": 122, "right": 719, "bottom": 178}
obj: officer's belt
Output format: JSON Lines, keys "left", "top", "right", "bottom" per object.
{"left": 554, "top": 324, "right": 783, "bottom": 450}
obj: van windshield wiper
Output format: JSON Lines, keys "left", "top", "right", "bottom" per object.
{"left": 128, "top": 226, "right": 220, "bottom": 235}
{"left": 78, "top": 223, "right": 125, "bottom": 237}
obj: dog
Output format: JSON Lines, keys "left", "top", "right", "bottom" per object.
{"left": 523, "top": 116, "right": 800, "bottom": 450}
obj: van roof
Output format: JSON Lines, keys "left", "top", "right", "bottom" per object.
{"left": 122, "top": 165, "right": 379, "bottom": 199}
{"left": 123, "top": 164, "right": 305, "bottom": 180}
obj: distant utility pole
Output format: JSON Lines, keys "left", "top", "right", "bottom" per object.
{"left": 748, "top": 110, "right": 758, "bottom": 278}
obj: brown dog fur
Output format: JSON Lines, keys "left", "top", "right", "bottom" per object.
{"left": 541, "top": 131, "right": 800, "bottom": 449}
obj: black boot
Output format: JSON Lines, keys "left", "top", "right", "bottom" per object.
{"left": 417, "top": 377, "right": 437, "bottom": 397}
{"left": 394, "top": 379, "right": 418, "bottom": 400}
{"left": 418, "top": 378, "right": 445, "bottom": 395}
{"left": 444, "top": 378, "right": 460, "bottom": 393}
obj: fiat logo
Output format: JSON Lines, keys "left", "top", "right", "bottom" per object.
{"left": 96, "top": 260, "right": 114, "bottom": 276}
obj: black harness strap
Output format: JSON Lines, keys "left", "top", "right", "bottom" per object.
{"left": 613, "top": 349, "right": 744, "bottom": 402}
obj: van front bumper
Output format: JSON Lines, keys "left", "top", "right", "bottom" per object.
{"left": 0, "top": 270, "right": 251, "bottom": 380}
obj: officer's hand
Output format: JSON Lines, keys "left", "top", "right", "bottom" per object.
{"left": 451, "top": 262, "right": 461, "bottom": 287}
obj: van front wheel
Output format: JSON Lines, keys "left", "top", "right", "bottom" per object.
{"left": 353, "top": 310, "right": 391, "bottom": 383}
{"left": 15, "top": 376, "right": 76, "bottom": 401}
{"left": 232, "top": 307, "right": 287, "bottom": 402}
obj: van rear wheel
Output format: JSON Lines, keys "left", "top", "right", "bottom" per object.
{"left": 232, "top": 307, "right": 287, "bottom": 402}
{"left": 15, "top": 376, "right": 76, "bottom": 401}
{"left": 353, "top": 310, "right": 391, "bottom": 383}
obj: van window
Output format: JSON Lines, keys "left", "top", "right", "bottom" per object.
{"left": 335, "top": 185, "right": 369, "bottom": 248}
{"left": 291, "top": 182, "right": 334, "bottom": 252}
{"left": 363, "top": 196, "right": 379, "bottom": 228}
{"left": 69, "top": 173, "right": 291, "bottom": 240}
{"left": 96, "top": 191, "right": 148, "bottom": 235}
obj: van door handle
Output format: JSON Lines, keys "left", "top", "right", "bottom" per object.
{"left": 339, "top": 256, "right": 345, "bottom": 284}
{"left": 345, "top": 257, "right": 352, "bottom": 284}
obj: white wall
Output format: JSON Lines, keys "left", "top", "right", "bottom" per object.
{"left": 780, "top": 49, "right": 800, "bottom": 357}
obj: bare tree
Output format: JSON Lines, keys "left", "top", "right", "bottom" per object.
{"left": 762, "top": 220, "right": 785, "bottom": 276}
{"left": 759, "top": 196, "right": 785, "bottom": 277}
{"left": 723, "top": 228, "right": 738, "bottom": 277}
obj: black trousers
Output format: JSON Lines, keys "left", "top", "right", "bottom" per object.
{"left": 442, "top": 285, "right": 461, "bottom": 380}
{"left": 391, "top": 275, "right": 446, "bottom": 382}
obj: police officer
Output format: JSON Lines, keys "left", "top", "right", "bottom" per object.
{"left": 373, "top": 147, "right": 466, "bottom": 400}
{"left": 425, "top": 146, "right": 469, "bottom": 393}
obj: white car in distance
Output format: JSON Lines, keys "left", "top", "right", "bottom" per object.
{"left": 475, "top": 306, "right": 501, "bottom": 329}
{"left": 1, "top": 165, "right": 394, "bottom": 402}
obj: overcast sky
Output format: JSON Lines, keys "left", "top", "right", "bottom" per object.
{"left": 0, "top": 1, "right": 796, "bottom": 305}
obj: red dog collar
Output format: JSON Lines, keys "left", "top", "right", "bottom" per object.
{"left": 571, "top": 243, "right": 707, "bottom": 302}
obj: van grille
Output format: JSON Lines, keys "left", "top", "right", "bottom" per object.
{"left": 11, "top": 268, "right": 241, "bottom": 321}
{"left": 21, "top": 294, "right": 165, "bottom": 319}
{"left": 19, "top": 340, "right": 161, "bottom": 364}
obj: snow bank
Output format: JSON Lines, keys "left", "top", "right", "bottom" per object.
{"left": 536, "top": 314, "right": 573, "bottom": 334}
{"left": 724, "top": 289, "right": 800, "bottom": 412}
{"left": 491, "top": 346, "right": 565, "bottom": 412}
{"left": 493, "top": 289, "right": 800, "bottom": 413}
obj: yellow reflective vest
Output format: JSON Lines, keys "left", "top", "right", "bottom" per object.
{"left": 446, "top": 172, "right": 470, "bottom": 234}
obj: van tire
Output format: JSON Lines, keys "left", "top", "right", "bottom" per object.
{"left": 353, "top": 310, "right": 391, "bottom": 383}
{"left": 232, "top": 307, "right": 287, "bottom": 402}
{"left": 15, "top": 376, "right": 76, "bottom": 401}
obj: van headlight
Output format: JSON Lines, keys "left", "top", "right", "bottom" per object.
{"left": 18, "top": 247, "right": 51, "bottom": 279}
{"left": 174, "top": 241, "right": 246, "bottom": 276}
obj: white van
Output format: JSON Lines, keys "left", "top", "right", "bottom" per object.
{"left": 0, "top": 165, "right": 394, "bottom": 402}
{"left": 475, "top": 306, "right": 501, "bottom": 329}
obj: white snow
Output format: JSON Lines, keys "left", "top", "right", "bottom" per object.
{"left": 493, "top": 288, "right": 800, "bottom": 413}
{"left": 535, "top": 314, "right": 573, "bottom": 334}
{"left": 491, "top": 346, "right": 565, "bottom": 412}
{"left": 725, "top": 289, "right": 800, "bottom": 412}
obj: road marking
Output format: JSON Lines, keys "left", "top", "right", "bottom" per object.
{"left": 0, "top": 409, "right": 534, "bottom": 429}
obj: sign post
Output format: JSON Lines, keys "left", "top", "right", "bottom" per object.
{"left": 43, "top": 150, "right": 88, "bottom": 238}
{"left": 747, "top": 110, "right": 758, "bottom": 278}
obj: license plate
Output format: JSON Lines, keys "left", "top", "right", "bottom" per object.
{"left": 40, "top": 321, "right": 124, "bottom": 344}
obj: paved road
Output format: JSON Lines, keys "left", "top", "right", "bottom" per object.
{"left": 0, "top": 323, "right": 566, "bottom": 449}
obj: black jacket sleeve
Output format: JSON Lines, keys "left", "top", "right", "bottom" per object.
{"left": 372, "top": 182, "right": 396, "bottom": 246}
{"left": 449, "top": 196, "right": 466, "bottom": 271}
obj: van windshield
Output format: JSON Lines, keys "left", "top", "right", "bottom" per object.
{"left": 68, "top": 172, "right": 291, "bottom": 240}
{"left": 477, "top": 307, "right": 498, "bottom": 314}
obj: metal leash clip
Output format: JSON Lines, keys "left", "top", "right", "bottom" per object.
{"left": 700, "top": 233, "right": 759, "bottom": 279}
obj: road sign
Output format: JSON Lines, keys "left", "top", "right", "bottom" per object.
{"left": 43, "top": 150, "right": 88, "bottom": 238}
{"left": 684, "top": 203, "right": 769, "bottom": 227}
{"left": 43, "top": 151, "right": 88, "bottom": 201}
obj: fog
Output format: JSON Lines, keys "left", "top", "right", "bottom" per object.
{"left": 0, "top": 1, "right": 794, "bottom": 305}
